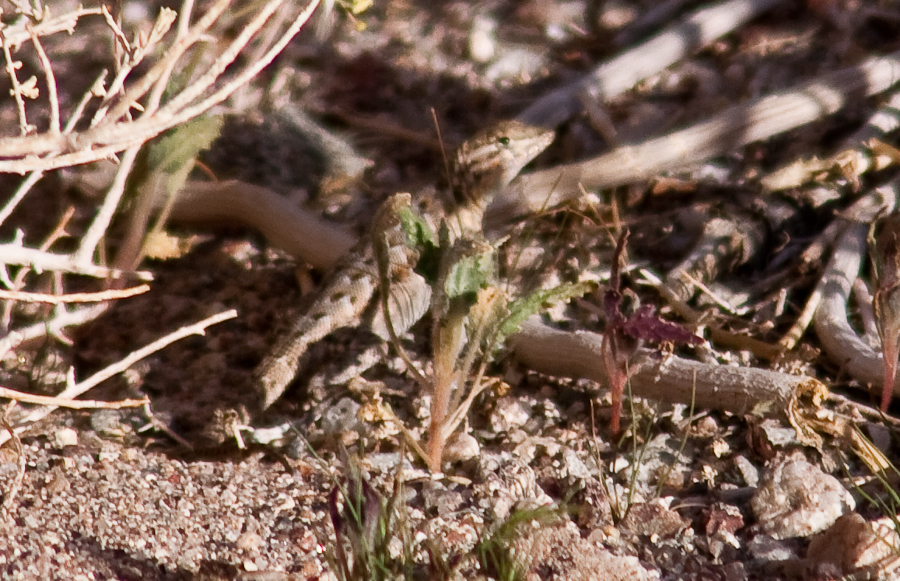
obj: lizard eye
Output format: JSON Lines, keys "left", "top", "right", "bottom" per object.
{"left": 497, "top": 136, "right": 510, "bottom": 146}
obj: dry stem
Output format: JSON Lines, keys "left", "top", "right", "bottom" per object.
{"left": 509, "top": 318, "right": 805, "bottom": 418}
{"left": 518, "top": 0, "right": 786, "bottom": 127}
{"left": 0, "top": 309, "right": 237, "bottom": 446}
{"left": 495, "top": 50, "right": 900, "bottom": 221}
{"left": 813, "top": 185, "right": 900, "bottom": 398}
{"left": 0, "top": 387, "right": 148, "bottom": 410}
{"left": 0, "top": 0, "right": 321, "bottom": 171}
{"left": 0, "top": 285, "right": 150, "bottom": 304}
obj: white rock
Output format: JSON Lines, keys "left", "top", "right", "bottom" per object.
{"left": 751, "top": 457, "right": 854, "bottom": 539}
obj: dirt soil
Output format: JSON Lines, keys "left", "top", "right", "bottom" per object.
{"left": 2, "top": 1, "right": 900, "bottom": 580}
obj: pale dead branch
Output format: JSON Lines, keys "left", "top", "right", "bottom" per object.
{"left": 813, "top": 187, "right": 900, "bottom": 398}
{"left": 0, "top": 387, "right": 148, "bottom": 410}
{"left": 496, "top": 50, "right": 900, "bottom": 220}
{"left": 0, "top": 309, "right": 238, "bottom": 446}
{"left": 0, "top": 304, "right": 109, "bottom": 359}
{"left": 509, "top": 318, "right": 806, "bottom": 418}
{"left": 519, "top": 0, "right": 787, "bottom": 127}
{"left": 25, "top": 24, "right": 60, "bottom": 135}
{"left": 0, "top": 0, "right": 322, "bottom": 172}
{"left": 0, "top": 284, "right": 150, "bottom": 304}
{"left": 0, "top": 243, "right": 152, "bottom": 280}
{"left": 0, "top": 6, "right": 104, "bottom": 50}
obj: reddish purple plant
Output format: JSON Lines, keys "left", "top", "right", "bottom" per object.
{"left": 602, "top": 229, "right": 703, "bottom": 434}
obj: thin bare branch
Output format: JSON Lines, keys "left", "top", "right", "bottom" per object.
{"left": 0, "top": 171, "right": 43, "bottom": 228}
{"left": 0, "top": 387, "right": 148, "bottom": 409}
{"left": 0, "top": 6, "right": 104, "bottom": 50}
{"left": 63, "top": 71, "right": 107, "bottom": 135}
{"left": 1, "top": 206, "right": 76, "bottom": 330}
{"left": 176, "top": 0, "right": 196, "bottom": 39}
{"left": 0, "top": 309, "right": 238, "bottom": 446}
{"left": 95, "top": 0, "right": 230, "bottom": 127}
{"left": 144, "top": 0, "right": 195, "bottom": 116}
{"left": 0, "top": 304, "right": 108, "bottom": 359}
{"left": 0, "top": 0, "right": 320, "bottom": 175}
{"left": 73, "top": 145, "right": 141, "bottom": 266}
{"left": 156, "top": 0, "right": 284, "bottom": 116}
{"left": 0, "top": 28, "right": 32, "bottom": 135}
{"left": 91, "top": 6, "right": 178, "bottom": 127}
{"left": 26, "top": 23, "right": 60, "bottom": 134}
{"left": 0, "top": 284, "right": 150, "bottom": 304}
{"left": 0, "top": 242, "right": 152, "bottom": 280}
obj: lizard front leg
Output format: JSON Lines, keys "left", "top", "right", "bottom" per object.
{"left": 254, "top": 258, "right": 380, "bottom": 410}
{"left": 253, "top": 193, "right": 430, "bottom": 409}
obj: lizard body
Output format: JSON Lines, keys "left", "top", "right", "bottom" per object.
{"left": 254, "top": 121, "right": 555, "bottom": 409}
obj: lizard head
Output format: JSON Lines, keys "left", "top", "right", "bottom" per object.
{"left": 450, "top": 120, "right": 555, "bottom": 208}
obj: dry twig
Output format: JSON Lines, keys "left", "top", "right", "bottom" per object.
{"left": 495, "top": 50, "right": 900, "bottom": 220}
{"left": 0, "top": 285, "right": 150, "bottom": 304}
{"left": 0, "top": 309, "right": 238, "bottom": 446}
{"left": 0, "top": 387, "right": 148, "bottom": 410}
{"left": 519, "top": 0, "right": 787, "bottom": 127}
{"left": 813, "top": 185, "right": 900, "bottom": 399}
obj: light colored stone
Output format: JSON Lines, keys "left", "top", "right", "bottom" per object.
{"left": 751, "top": 457, "right": 854, "bottom": 539}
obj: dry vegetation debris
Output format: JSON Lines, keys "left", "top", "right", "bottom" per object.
{"left": 1, "top": 0, "right": 900, "bottom": 579}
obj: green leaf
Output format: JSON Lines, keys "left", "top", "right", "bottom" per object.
{"left": 147, "top": 114, "right": 223, "bottom": 193}
{"left": 498, "top": 281, "right": 598, "bottom": 338}
{"left": 396, "top": 203, "right": 434, "bottom": 249}
{"left": 443, "top": 246, "right": 493, "bottom": 301}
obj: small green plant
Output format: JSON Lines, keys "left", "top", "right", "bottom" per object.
{"left": 376, "top": 196, "right": 595, "bottom": 471}
{"left": 327, "top": 460, "right": 420, "bottom": 581}
{"left": 117, "top": 115, "right": 223, "bottom": 271}
{"left": 475, "top": 505, "right": 562, "bottom": 581}
{"left": 325, "top": 455, "right": 563, "bottom": 581}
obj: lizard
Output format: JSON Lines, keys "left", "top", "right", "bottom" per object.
{"left": 253, "top": 120, "right": 556, "bottom": 410}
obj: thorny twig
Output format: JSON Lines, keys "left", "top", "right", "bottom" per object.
{"left": 0, "top": 205, "right": 75, "bottom": 330}
{"left": 0, "top": 0, "right": 321, "bottom": 172}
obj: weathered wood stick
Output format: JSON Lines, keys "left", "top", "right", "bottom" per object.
{"left": 508, "top": 318, "right": 810, "bottom": 418}
{"left": 494, "top": 50, "right": 900, "bottom": 220}
{"left": 519, "top": 0, "right": 787, "bottom": 127}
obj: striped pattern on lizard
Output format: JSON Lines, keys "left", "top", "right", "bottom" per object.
{"left": 253, "top": 121, "right": 555, "bottom": 409}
